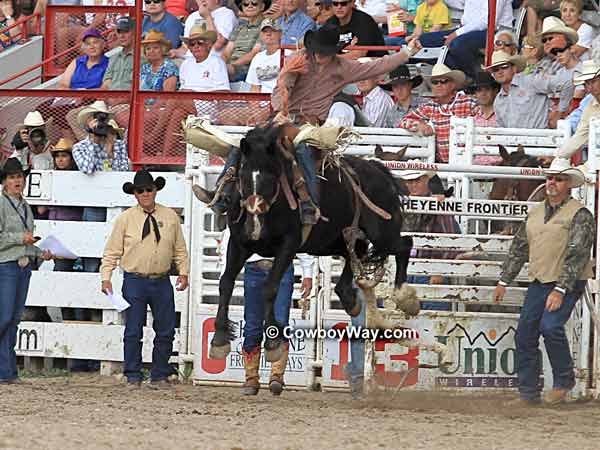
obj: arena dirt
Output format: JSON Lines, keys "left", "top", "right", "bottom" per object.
{"left": 1, "top": 374, "right": 599, "bottom": 450}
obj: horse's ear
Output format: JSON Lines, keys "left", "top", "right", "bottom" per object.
{"left": 516, "top": 144, "right": 525, "bottom": 154}
{"left": 498, "top": 145, "right": 510, "bottom": 161}
{"left": 240, "top": 138, "right": 250, "bottom": 155}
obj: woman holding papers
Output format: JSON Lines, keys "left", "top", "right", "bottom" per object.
{"left": 0, "top": 158, "right": 53, "bottom": 384}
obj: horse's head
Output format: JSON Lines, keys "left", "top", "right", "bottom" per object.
{"left": 237, "top": 124, "right": 284, "bottom": 240}
{"left": 489, "top": 145, "right": 544, "bottom": 202}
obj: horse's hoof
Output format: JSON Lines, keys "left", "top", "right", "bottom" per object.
{"left": 209, "top": 342, "right": 231, "bottom": 360}
{"left": 264, "top": 345, "right": 283, "bottom": 363}
{"left": 269, "top": 379, "right": 284, "bottom": 396}
{"left": 393, "top": 284, "right": 420, "bottom": 317}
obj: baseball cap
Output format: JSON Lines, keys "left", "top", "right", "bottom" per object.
{"left": 260, "top": 18, "right": 281, "bottom": 31}
{"left": 81, "top": 28, "right": 104, "bottom": 41}
{"left": 116, "top": 16, "right": 135, "bottom": 32}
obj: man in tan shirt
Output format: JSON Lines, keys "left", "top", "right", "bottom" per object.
{"left": 493, "top": 158, "right": 594, "bottom": 406}
{"left": 101, "top": 170, "right": 190, "bottom": 388}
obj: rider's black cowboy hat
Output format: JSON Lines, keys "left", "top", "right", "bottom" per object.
{"left": 304, "top": 23, "right": 344, "bottom": 56}
{"left": 0, "top": 157, "right": 30, "bottom": 182}
{"left": 381, "top": 65, "right": 423, "bottom": 90}
{"left": 122, "top": 169, "right": 166, "bottom": 195}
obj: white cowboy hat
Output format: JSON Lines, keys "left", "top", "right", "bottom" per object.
{"left": 484, "top": 50, "right": 526, "bottom": 72}
{"left": 399, "top": 160, "right": 436, "bottom": 180}
{"left": 426, "top": 63, "right": 466, "bottom": 87}
{"left": 543, "top": 157, "right": 585, "bottom": 188}
{"left": 574, "top": 59, "right": 600, "bottom": 85}
{"left": 17, "top": 111, "right": 49, "bottom": 128}
{"left": 76, "top": 100, "right": 114, "bottom": 129}
{"left": 540, "top": 16, "right": 579, "bottom": 45}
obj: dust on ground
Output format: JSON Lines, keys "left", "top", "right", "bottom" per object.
{"left": 1, "top": 374, "right": 599, "bottom": 450}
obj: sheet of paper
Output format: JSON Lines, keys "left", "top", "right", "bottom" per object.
{"left": 105, "top": 292, "right": 130, "bottom": 312}
{"left": 38, "top": 235, "right": 78, "bottom": 259}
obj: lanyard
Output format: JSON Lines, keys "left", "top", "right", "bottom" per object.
{"left": 3, "top": 193, "right": 30, "bottom": 231}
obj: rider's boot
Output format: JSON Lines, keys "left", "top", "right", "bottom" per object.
{"left": 192, "top": 146, "right": 240, "bottom": 215}
{"left": 269, "top": 343, "right": 289, "bottom": 396}
{"left": 242, "top": 347, "right": 261, "bottom": 396}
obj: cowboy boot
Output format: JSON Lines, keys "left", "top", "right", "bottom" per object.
{"left": 242, "top": 348, "right": 261, "bottom": 396}
{"left": 269, "top": 343, "right": 289, "bottom": 396}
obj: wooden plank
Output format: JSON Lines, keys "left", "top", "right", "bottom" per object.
{"left": 26, "top": 272, "right": 188, "bottom": 311}
{"left": 407, "top": 233, "right": 512, "bottom": 252}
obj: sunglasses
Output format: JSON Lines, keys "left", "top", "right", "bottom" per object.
{"left": 188, "top": 39, "right": 208, "bottom": 47}
{"left": 134, "top": 187, "right": 155, "bottom": 194}
{"left": 550, "top": 46, "right": 570, "bottom": 56}
{"left": 541, "top": 36, "right": 557, "bottom": 44}
{"left": 546, "top": 175, "right": 569, "bottom": 182}
{"left": 494, "top": 40, "right": 514, "bottom": 47}
{"left": 490, "top": 63, "right": 512, "bottom": 73}
{"left": 144, "top": 0, "right": 163, "bottom": 4}
{"left": 314, "top": 1, "right": 321, "bottom": 5}
{"left": 242, "top": 1, "right": 260, "bottom": 6}
{"left": 331, "top": 1, "right": 349, "bottom": 6}
{"left": 431, "top": 78, "right": 450, "bottom": 85}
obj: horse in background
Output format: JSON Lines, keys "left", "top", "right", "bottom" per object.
{"left": 489, "top": 145, "right": 548, "bottom": 234}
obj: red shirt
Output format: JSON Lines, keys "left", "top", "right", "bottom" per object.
{"left": 165, "top": 0, "right": 188, "bottom": 18}
{"left": 399, "top": 92, "right": 477, "bottom": 163}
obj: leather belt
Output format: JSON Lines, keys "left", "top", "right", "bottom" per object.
{"left": 247, "top": 260, "right": 274, "bottom": 271}
{"left": 130, "top": 272, "right": 169, "bottom": 279}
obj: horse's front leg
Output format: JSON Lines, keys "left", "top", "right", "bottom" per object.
{"left": 262, "top": 251, "right": 296, "bottom": 362}
{"left": 392, "top": 236, "right": 420, "bottom": 317}
{"left": 210, "top": 240, "right": 250, "bottom": 359}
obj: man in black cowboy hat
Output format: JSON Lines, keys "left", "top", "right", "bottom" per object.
{"left": 382, "top": 65, "right": 423, "bottom": 128}
{"left": 101, "top": 170, "right": 190, "bottom": 388}
{"left": 468, "top": 71, "right": 501, "bottom": 126}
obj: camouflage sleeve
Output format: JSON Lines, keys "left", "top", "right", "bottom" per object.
{"left": 557, "top": 208, "right": 596, "bottom": 292}
{"left": 499, "top": 222, "right": 529, "bottom": 285}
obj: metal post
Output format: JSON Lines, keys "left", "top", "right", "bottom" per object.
{"left": 486, "top": 0, "right": 497, "bottom": 66}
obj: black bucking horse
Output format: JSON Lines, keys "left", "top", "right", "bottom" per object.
{"left": 210, "top": 123, "right": 417, "bottom": 362}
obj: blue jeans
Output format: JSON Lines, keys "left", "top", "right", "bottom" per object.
{"left": 82, "top": 207, "right": 106, "bottom": 273}
{"left": 515, "top": 281, "right": 584, "bottom": 400}
{"left": 122, "top": 273, "right": 176, "bottom": 382}
{"left": 0, "top": 261, "right": 32, "bottom": 381}
{"left": 242, "top": 262, "right": 294, "bottom": 353}
{"left": 408, "top": 275, "right": 451, "bottom": 311}
{"left": 295, "top": 143, "right": 318, "bottom": 205}
{"left": 418, "top": 29, "right": 487, "bottom": 78}
{"left": 347, "top": 288, "right": 367, "bottom": 385}
{"left": 384, "top": 35, "right": 407, "bottom": 46}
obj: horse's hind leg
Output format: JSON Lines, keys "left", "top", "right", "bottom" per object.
{"left": 211, "top": 243, "right": 250, "bottom": 359}
{"left": 392, "top": 236, "right": 420, "bottom": 316}
{"left": 334, "top": 258, "right": 362, "bottom": 317}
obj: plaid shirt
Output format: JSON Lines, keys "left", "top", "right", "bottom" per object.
{"left": 399, "top": 92, "right": 477, "bottom": 163}
{"left": 72, "top": 137, "right": 129, "bottom": 174}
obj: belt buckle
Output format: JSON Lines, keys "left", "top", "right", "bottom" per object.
{"left": 17, "top": 256, "right": 29, "bottom": 268}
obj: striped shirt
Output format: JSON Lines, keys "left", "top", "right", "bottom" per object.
{"left": 361, "top": 86, "right": 395, "bottom": 128}
{"left": 399, "top": 92, "right": 477, "bottom": 163}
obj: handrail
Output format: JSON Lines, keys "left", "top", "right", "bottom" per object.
{"left": 0, "top": 12, "right": 41, "bottom": 39}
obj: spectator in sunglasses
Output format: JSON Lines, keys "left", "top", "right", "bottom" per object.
{"left": 306, "top": 0, "right": 334, "bottom": 26}
{"left": 399, "top": 63, "right": 477, "bottom": 163}
{"left": 222, "top": 0, "right": 269, "bottom": 81}
{"left": 325, "top": 0, "right": 386, "bottom": 58}
{"left": 493, "top": 30, "right": 517, "bottom": 56}
{"left": 177, "top": 0, "right": 238, "bottom": 58}
{"left": 278, "top": 0, "right": 316, "bottom": 46}
{"left": 534, "top": 17, "right": 578, "bottom": 78}
{"left": 559, "top": 0, "right": 593, "bottom": 59}
{"left": 552, "top": 44, "right": 584, "bottom": 114}
{"left": 486, "top": 50, "right": 570, "bottom": 130}
{"left": 142, "top": 0, "right": 184, "bottom": 50}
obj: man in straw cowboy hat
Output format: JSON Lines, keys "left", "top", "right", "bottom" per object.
{"left": 485, "top": 50, "right": 570, "bottom": 130}
{"left": 494, "top": 158, "right": 594, "bottom": 405}
{"left": 534, "top": 16, "right": 579, "bottom": 78}
{"left": 399, "top": 63, "right": 477, "bottom": 163}
{"left": 381, "top": 65, "right": 423, "bottom": 128}
{"left": 557, "top": 60, "right": 600, "bottom": 159}
{"left": 101, "top": 170, "right": 189, "bottom": 388}
{"left": 73, "top": 100, "right": 129, "bottom": 277}
{"left": 10, "top": 111, "right": 52, "bottom": 171}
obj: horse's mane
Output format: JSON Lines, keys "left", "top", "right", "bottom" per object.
{"left": 243, "top": 122, "right": 283, "bottom": 170}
